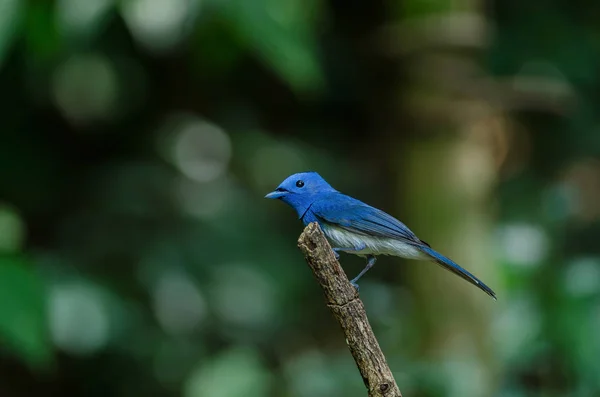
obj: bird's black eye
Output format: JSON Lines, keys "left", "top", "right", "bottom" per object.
{"left": 296, "top": 180, "right": 304, "bottom": 188}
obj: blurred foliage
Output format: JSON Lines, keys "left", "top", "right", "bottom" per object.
{"left": 0, "top": 254, "right": 49, "bottom": 368}
{"left": 1, "top": 0, "right": 600, "bottom": 396}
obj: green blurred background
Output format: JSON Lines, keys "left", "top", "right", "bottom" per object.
{"left": 1, "top": 0, "right": 599, "bottom": 396}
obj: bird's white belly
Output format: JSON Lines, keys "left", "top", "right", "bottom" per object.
{"left": 322, "top": 225, "right": 425, "bottom": 259}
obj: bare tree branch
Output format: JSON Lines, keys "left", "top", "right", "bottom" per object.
{"left": 297, "top": 222, "right": 402, "bottom": 397}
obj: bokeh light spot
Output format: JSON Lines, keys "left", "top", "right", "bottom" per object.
{"left": 153, "top": 270, "right": 207, "bottom": 336}
{"left": 513, "top": 60, "right": 573, "bottom": 100}
{"left": 542, "top": 183, "right": 578, "bottom": 223}
{"left": 439, "top": 356, "right": 487, "bottom": 397}
{"left": 121, "top": 0, "right": 200, "bottom": 52}
{"left": 162, "top": 115, "right": 232, "bottom": 183}
{"left": 52, "top": 53, "right": 119, "bottom": 125}
{"left": 492, "top": 294, "right": 541, "bottom": 363}
{"left": 564, "top": 258, "right": 600, "bottom": 297}
{"left": 0, "top": 204, "right": 25, "bottom": 252}
{"left": 495, "top": 223, "right": 549, "bottom": 268}
{"left": 211, "top": 264, "right": 276, "bottom": 329}
{"left": 49, "top": 283, "right": 110, "bottom": 355}
{"left": 284, "top": 350, "right": 337, "bottom": 397}
{"left": 176, "top": 175, "right": 231, "bottom": 220}
{"left": 184, "top": 347, "right": 271, "bottom": 397}
{"left": 56, "top": 0, "right": 113, "bottom": 37}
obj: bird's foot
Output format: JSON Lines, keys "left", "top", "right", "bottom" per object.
{"left": 332, "top": 249, "right": 340, "bottom": 260}
{"left": 350, "top": 280, "right": 360, "bottom": 292}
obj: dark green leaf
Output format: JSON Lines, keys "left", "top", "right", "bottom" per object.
{"left": 0, "top": 254, "right": 52, "bottom": 368}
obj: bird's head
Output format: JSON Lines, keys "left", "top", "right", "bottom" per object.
{"left": 265, "top": 171, "right": 336, "bottom": 218}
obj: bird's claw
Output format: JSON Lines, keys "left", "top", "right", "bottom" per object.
{"left": 333, "top": 250, "right": 340, "bottom": 260}
{"left": 350, "top": 281, "right": 360, "bottom": 292}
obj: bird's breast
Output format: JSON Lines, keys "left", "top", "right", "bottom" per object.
{"left": 321, "top": 224, "right": 425, "bottom": 259}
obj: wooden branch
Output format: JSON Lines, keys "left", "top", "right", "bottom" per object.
{"left": 297, "top": 222, "right": 402, "bottom": 397}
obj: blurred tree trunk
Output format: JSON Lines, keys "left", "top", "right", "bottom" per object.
{"left": 382, "top": 2, "right": 503, "bottom": 396}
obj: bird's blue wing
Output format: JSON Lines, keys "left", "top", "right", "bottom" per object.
{"left": 309, "top": 193, "right": 497, "bottom": 299}
{"left": 310, "top": 193, "right": 425, "bottom": 246}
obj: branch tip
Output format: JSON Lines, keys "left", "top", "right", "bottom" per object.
{"left": 297, "top": 222, "right": 402, "bottom": 397}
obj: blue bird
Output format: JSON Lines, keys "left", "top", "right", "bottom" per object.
{"left": 265, "top": 171, "right": 496, "bottom": 300}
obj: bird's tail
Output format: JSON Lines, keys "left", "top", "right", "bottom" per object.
{"left": 419, "top": 245, "right": 497, "bottom": 300}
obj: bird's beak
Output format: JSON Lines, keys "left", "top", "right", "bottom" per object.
{"left": 265, "top": 190, "right": 286, "bottom": 199}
